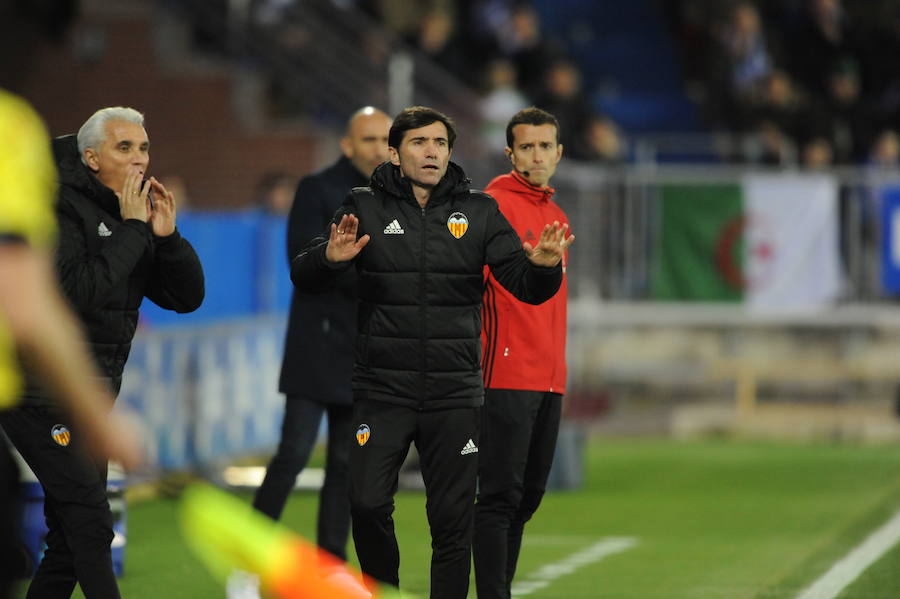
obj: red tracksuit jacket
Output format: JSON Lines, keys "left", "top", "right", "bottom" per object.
{"left": 481, "top": 171, "right": 569, "bottom": 394}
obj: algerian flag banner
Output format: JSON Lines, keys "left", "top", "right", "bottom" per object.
{"left": 651, "top": 174, "right": 842, "bottom": 309}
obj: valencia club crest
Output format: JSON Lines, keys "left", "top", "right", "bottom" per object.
{"left": 51, "top": 424, "right": 71, "bottom": 447}
{"left": 447, "top": 212, "right": 468, "bottom": 239}
{"left": 356, "top": 423, "right": 371, "bottom": 447}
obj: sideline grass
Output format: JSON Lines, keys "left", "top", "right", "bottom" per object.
{"left": 836, "top": 540, "right": 900, "bottom": 598}
{"left": 13, "top": 438, "right": 900, "bottom": 598}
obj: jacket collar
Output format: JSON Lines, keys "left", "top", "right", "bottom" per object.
{"left": 370, "top": 160, "right": 470, "bottom": 207}
{"left": 490, "top": 170, "right": 555, "bottom": 203}
{"left": 52, "top": 134, "right": 122, "bottom": 217}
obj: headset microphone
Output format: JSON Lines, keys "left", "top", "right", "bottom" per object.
{"left": 522, "top": 170, "right": 530, "bottom": 177}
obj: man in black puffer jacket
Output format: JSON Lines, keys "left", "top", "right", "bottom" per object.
{"left": 292, "top": 106, "right": 573, "bottom": 599}
{"left": 0, "top": 106, "right": 203, "bottom": 599}
{"left": 252, "top": 107, "right": 391, "bottom": 561}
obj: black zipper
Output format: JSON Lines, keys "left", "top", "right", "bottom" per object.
{"left": 419, "top": 205, "right": 427, "bottom": 409}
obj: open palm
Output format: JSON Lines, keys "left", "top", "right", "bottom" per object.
{"left": 325, "top": 213, "right": 370, "bottom": 263}
{"left": 524, "top": 221, "right": 574, "bottom": 267}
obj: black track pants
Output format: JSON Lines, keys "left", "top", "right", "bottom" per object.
{"left": 473, "top": 390, "right": 561, "bottom": 599}
{"left": 0, "top": 405, "right": 119, "bottom": 599}
{"left": 349, "top": 399, "right": 480, "bottom": 599}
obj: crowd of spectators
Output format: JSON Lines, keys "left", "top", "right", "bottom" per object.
{"left": 371, "top": 1, "right": 626, "bottom": 162}
{"left": 190, "top": 0, "right": 900, "bottom": 169}
{"left": 666, "top": 0, "right": 900, "bottom": 167}
{"left": 234, "top": 0, "right": 625, "bottom": 164}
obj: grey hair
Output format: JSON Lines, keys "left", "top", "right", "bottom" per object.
{"left": 77, "top": 107, "right": 145, "bottom": 166}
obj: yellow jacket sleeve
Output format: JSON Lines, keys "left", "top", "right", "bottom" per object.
{"left": 0, "top": 90, "right": 58, "bottom": 407}
{"left": 0, "top": 89, "right": 57, "bottom": 248}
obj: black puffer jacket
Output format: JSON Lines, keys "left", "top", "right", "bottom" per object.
{"left": 291, "top": 161, "right": 561, "bottom": 410}
{"left": 25, "top": 135, "right": 204, "bottom": 404}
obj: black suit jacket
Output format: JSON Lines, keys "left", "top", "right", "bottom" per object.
{"left": 278, "top": 155, "right": 368, "bottom": 403}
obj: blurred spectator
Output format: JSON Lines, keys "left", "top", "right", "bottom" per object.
{"left": 868, "top": 129, "right": 900, "bottom": 169}
{"left": 368, "top": 0, "right": 454, "bottom": 38}
{"left": 666, "top": 0, "right": 900, "bottom": 167}
{"left": 478, "top": 58, "right": 529, "bottom": 151}
{"left": 406, "top": 9, "right": 469, "bottom": 83}
{"left": 497, "top": 4, "right": 564, "bottom": 100}
{"left": 244, "top": 0, "right": 314, "bottom": 119}
{"left": 788, "top": 0, "right": 862, "bottom": 97}
{"left": 533, "top": 59, "right": 598, "bottom": 160}
{"left": 351, "top": 30, "right": 392, "bottom": 113}
{"left": 801, "top": 136, "right": 834, "bottom": 169}
{"left": 725, "top": 5, "right": 774, "bottom": 87}
{"left": 744, "top": 119, "right": 796, "bottom": 166}
{"left": 253, "top": 172, "right": 297, "bottom": 216}
{"left": 752, "top": 70, "right": 818, "bottom": 147}
{"left": 583, "top": 115, "right": 625, "bottom": 164}
{"left": 706, "top": 1, "right": 779, "bottom": 130}
{"left": 458, "top": 0, "right": 518, "bottom": 65}
{"left": 660, "top": 0, "right": 717, "bottom": 90}
{"left": 822, "top": 57, "right": 874, "bottom": 163}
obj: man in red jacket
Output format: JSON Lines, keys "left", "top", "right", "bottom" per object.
{"left": 475, "top": 107, "right": 569, "bottom": 599}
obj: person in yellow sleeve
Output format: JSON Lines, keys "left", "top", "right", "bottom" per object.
{"left": 0, "top": 91, "right": 57, "bottom": 403}
{"left": 0, "top": 90, "right": 144, "bottom": 599}
{"left": 0, "top": 2, "right": 143, "bottom": 598}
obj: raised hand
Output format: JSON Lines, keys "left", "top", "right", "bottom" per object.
{"left": 116, "top": 166, "right": 151, "bottom": 222}
{"left": 147, "top": 176, "right": 176, "bottom": 237}
{"left": 325, "top": 213, "right": 370, "bottom": 263}
{"left": 524, "top": 221, "right": 575, "bottom": 267}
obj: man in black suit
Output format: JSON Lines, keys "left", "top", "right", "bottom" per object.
{"left": 253, "top": 107, "right": 391, "bottom": 561}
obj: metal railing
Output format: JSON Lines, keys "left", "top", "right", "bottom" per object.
{"left": 550, "top": 162, "right": 900, "bottom": 309}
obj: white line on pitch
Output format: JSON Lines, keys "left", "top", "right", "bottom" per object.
{"left": 523, "top": 535, "right": 608, "bottom": 546}
{"left": 794, "top": 508, "right": 900, "bottom": 599}
{"left": 511, "top": 537, "right": 638, "bottom": 598}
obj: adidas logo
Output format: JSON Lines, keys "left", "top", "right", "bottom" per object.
{"left": 460, "top": 439, "right": 478, "bottom": 455}
{"left": 98, "top": 222, "right": 112, "bottom": 237}
{"left": 383, "top": 219, "right": 404, "bottom": 234}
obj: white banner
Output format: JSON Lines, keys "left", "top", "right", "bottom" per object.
{"left": 742, "top": 174, "right": 842, "bottom": 309}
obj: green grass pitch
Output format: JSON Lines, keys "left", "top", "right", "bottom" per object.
{"left": 14, "top": 438, "right": 900, "bottom": 598}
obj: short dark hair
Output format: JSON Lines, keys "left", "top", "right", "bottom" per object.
{"left": 506, "top": 107, "right": 560, "bottom": 148}
{"left": 389, "top": 106, "right": 457, "bottom": 150}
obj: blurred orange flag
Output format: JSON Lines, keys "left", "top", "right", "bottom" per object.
{"left": 178, "top": 483, "right": 408, "bottom": 599}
